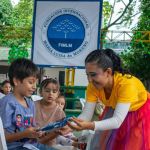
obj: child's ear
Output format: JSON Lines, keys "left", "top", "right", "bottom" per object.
{"left": 13, "top": 78, "right": 18, "bottom": 86}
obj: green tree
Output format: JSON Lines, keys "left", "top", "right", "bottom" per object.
{"left": 0, "top": 0, "right": 33, "bottom": 63}
{"left": 10, "top": 0, "right": 33, "bottom": 27}
{"left": 0, "top": 0, "right": 33, "bottom": 47}
{"left": 121, "top": 0, "right": 150, "bottom": 90}
{"left": 103, "top": 1, "right": 112, "bottom": 28}
{"left": 101, "top": 0, "right": 139, "bottom": 48}
{"left": 8, "top": 0, "right": 33, "bottom": 46}
{"left": 0, "top": 0, "right": 13, "bottom": 46}
{"left": 103, "top": 0, "right": 139, "bottom": 30}
{"left": 0, "top": 0, "right": 13, "bottom": 25}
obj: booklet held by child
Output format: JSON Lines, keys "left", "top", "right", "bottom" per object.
{"left": 39, "top": 117, "right": 71, "bottom": 132}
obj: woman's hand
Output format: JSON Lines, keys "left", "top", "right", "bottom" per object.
{"left": 57, "top": 125, "right": 73, "bottom": 135}
{"left": 67, "top": 117, "right": 95, "bottom": 131}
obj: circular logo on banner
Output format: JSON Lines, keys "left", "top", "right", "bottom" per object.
{"left": 42, "top": 8, "right": 90, "bottom": 59}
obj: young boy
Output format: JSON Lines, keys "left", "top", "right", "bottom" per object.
{"left": 0, "top": 58, "right": 41, "bottom": 150}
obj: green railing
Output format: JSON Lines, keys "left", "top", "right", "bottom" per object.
{"left": 65, "top": 109, "right": 82, "bottom": 117}
{"left": 61, "top": 86, "right": 86, "bottom": 90}
{"left": 60, "top": 86, "right": 86, "bottom": 117}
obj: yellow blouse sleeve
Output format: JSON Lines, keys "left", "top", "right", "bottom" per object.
{"left": 86, "top": 83, "right": 98, "bottom": 103}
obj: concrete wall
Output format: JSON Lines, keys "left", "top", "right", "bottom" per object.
{"left": 42, "top": 68, "right": 88, "bottom": 86}
{"left": 43, "top": 68, "right": 65, "bottom": 80}
{"left": 74, "top": 69, "right": 88, "bottom": 86}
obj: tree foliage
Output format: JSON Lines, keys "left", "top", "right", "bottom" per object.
{"left": 0, "top": 0, "right": 13, "bottom": 25}
{"left": 121, "top": 0, "right": 150, "bottom": 90}
{"left": 101, "top": 0, "right": 139, "bottom": 48}
{"left": 0, "top": 0, "right": 33, "bottom": 63}
{"left": 0, "top": 0, "right": 33, "bottom": 47}
{"left": 103, "top": 1, "right": 112, "bottom": 28}
{"left": 10, "top": 0, "right": 33, "bottom": 27}
{"left": 103, "top": 0, "right": 139, "bottom": 30}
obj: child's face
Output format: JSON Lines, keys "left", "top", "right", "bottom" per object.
{"left": 56, "top": 97, "right": 65, "bottom": 110}
{"left": 40, "top": 83, "right": 59, "bottom": 104}
{"left": 2, "top": 83, "right": 11, "bottom": 95}
{"left": 14, "top": 76, "right": 37, "bottom": 97}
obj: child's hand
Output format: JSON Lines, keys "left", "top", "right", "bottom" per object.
{"left": 35, "top": 127, "right": 45, "bottom": 138}
{"left": 38, "top": 131, "right": 48, "bottom": 139}
{"left": 24, "top": 127, "right": 40, "bottom": 139}
{"left": 37, "top": 131, "right": 45, "bottom": 138}
{"left": 37, "top": 131, "right": 59, "bottom": 144}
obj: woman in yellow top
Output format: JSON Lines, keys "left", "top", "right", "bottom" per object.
{"left": 68, "top": 49, "right": 150, "bottom": 150}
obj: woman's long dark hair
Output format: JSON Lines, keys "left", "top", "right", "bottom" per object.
{"left": 85, "top": 49, "right": 130, "bottom": 75}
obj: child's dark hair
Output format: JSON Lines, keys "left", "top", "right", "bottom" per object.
{"left": 8, "top": 58, "right": 40, "bottom": 86}
{"left": 39, "top": 78, "right": 60, "bottom": 92}
{"left": 85, "top": 49, "right": 130, "bottom": 75}
{"left": 1, "top": 80, "right": 10, "bottom": 87}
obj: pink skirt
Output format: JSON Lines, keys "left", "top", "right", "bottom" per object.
{"left": 90, "top": 98, "right": 150, "bottom": 150}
